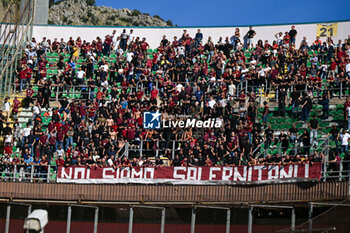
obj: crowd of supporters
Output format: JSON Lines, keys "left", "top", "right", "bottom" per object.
{"left": 1, "top": 25, "right": 350, "bottom": 175}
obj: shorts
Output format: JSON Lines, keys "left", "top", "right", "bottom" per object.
{"left": 3, "top": 110, "right": 10, "bottom": 118}
{"left": 247, "top": 38, "right": 254, "bottom": 45}
{"left": 59, "top": 107, "right": 69, "bottom": 114}
{"left": 290, "top": 37, "right": 296, "bottom": 44}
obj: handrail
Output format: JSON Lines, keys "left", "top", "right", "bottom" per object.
{"left": 0, "top": 164, "right": 57, "bottom": 183}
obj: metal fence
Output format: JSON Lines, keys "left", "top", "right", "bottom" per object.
{"left": 0, "top": 164, "right": 57, "bottom": 183}
{"left": 4, "top": 75, "right": 349, "bottom": 109}
{"left": 10, "top": 83, "right": 139, "bottom": 102}
{"left": 126, "top": 140, "right": 187, "bottom": 160}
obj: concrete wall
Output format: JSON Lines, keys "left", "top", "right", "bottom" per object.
{"left": 31, "top": 20, "right": 350, "bottom": 49}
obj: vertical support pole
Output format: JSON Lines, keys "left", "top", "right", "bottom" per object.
{"left": 30, "top": 165, "right": 34, "bottom": 182}
{"left": 323, "top": 161, "right": 327, "bottom": 181}
{"left": 13, "top": 165, "right": 17, "bottom": 182}
{"left": 139, "top": 140, "right": 143, "bottom": 159}
{"left": 93, "top": 207, "right": 99, "bottom": 233}
{"left": 248, "top": 206, "right": 253, "bottom": 233}
{"left": 190, "top": 207, "right": 196, "bottom": 233}
{"left": 8, "top": 59, "right": 14, "bottom": 97}
{"left": 156, "top": 141, "right": 159, "bottom": 158}
{"left": 126, "top": 142, "right": 129, "bottom": 159}
{"left": 308, "top": 204, "right": 313, "bottom": 233}
{"left": 340, "top": 82, "right": 343, "bottom": 99}
{"left": 26, "top": 205, "right": 32, "bottom": 233}
{"left": 66, "top": 205, "right": 72, "bottom": 233}
{"left": 278, "top": 138, "right": 281, "bottom": 156}
{"left": 172, "top": 141, "right": 175, "bottom": 160}
{"left": 4, "top": 67, "right": 9, "bottom": 99}
{"left": 339, "top": 161, "right": 343, "bottom": 182}
{"left": 5, "top": 205, "right": 11, "bottom": 233}
{"left": 226, "top": 209, "right": 231, "bottom": 233}
{"left": 128, "top": 207, "right": 134, "bottom": 233}
{"left": 291, "top": 208, "right": 295, "bottom": 233}
{"left": 47, "top": 165, "right": 51, "bottom": 183}
{"left": 160, "top": 208, "right": 165, "bottom": 233}
{"left": 0, "top": 59, "right": 3, "bottom": 97}
{"left": 56, "top": 86, "right": 59, "bottom": 102}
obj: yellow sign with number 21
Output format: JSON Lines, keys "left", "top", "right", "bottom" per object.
{"left": 316, "top": 23, "right": 338, "bottom": 37}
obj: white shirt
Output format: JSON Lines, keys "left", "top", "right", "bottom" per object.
{"left": 276, "top": 34, "right": 283, "bottom": 44}
{"left": 5, "top": 134, "right": 12, "bottom": 144}
{"left": 126, "top": 52, "right": 134, "bottom": 62}
{"left": 228, "top": 84, "right": 236, "bottom": 96}
{"left": 33, "top": 105, "right": 40, "bottom": 115}
{"left": 128, "top": 33, "right": 134, "bottom": 43}
{"left": 76, "top": 70, "right": 85, "bottom": 79}
{"left": 116, "top": 48, "right": 123, "bottom": 55}
{"left": 341, "top": 133, "right": 350, "bottom": 145}
{"left": 347, "top": 106, "right": 350, "bottom": 117}
{"left": 120, "top": 33, "right": 128, "bottom": 40}
{"left": 4, "top": 101, "right": 11, "bottom": 111}
{"left": 219, "top": 99, "right": 227, "bottom": 107}
{"left": 57, "top": 149, "right": 65, "bottom": 157}
{"left": 29, "top": 41, "right": 37, "bottom": 49}
{"left": 175, "top": 83, "right": 184, "bottom": 93}
{"left": 208, "top": 99, "right": 216, "bottom": 109}
{"left": 107, "top": 158, "right": 114, "bottom": 166}
{"left": 346, "top": 63, "right": 350, "bottom": 73}
{"left": 101, "top": 64, "right": 109, "bottom": 72}
{"left": 23, "top": 127, "right": 31, "bottom": 137}
{"left": 177, "top": 46, "right": 185, "bottom": 56}
{"left": 27, "top": 51, "right": 36, "bottom": 59}
{"left": 310, "top": 56, "right": 318, "bottom": 65}
{"left": 101, "top": 80, "right": 109, "bottom": 88}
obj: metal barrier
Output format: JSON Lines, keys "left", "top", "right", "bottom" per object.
{"left": 127, "top": 140, "right": 189, "bottom": 160}
{"left": 0, "top": 164, "right": 57, "bottom": 183}
{"left": 7, "top": 75, "right": 350, "bottom": 107}
{"left": 257, "top": 136, "right": 330, "bottom": 160}
{"left": 323, "top": 160, "right": 350, "bottom": 182}
{"left": 10, "top": 83, "right": 137, "bottom": 102}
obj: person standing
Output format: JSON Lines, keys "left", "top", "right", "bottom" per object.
{"left": 321, "top": 92, "right": 330, "bottom": 119}
{"left": 340, "top": 129, "right": 350, "bottom": 153}
{"left": 328, "top": 125, "right": 340, "bottom": 153}
{"left": 346, "top": 59, "right": 350, "bottom": 78}
{"left": 291, "top": 86, "right": 300, "bottom": 118}
{"left": 195, "top": 29, "right": 203, "bottom": 51}
{"left": 12, "top": 97, "right": 21, "bottom": 120}
{"left": 3, "top": 97, "right": 11, "bottom": 122}
{"left": 278, "top": 87, "right": 287, "bottom": 116}
{"left": 262, "top": 101, "right": 269, "bottom": 126}
{"left": 246, "top": 26, "right": 256, "bottom": 50}
{"left": 301, "top": 93, "right": 312, "bottom": 122}
{"left": 309, "top": 116, "right": 319, "bottom": 148}
{"left": 119, "top": 29, "right": 129, "bottom": 51}
{"left": 289, "top": 25, "right": 298, "bottom": 46}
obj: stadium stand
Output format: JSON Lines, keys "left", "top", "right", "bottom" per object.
{"left": 0, "top": 26, "right": 350, "bottom": 181}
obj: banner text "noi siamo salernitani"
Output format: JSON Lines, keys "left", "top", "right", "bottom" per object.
{"left": 57, "top": 164, "right": 321, "bottom": 184}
